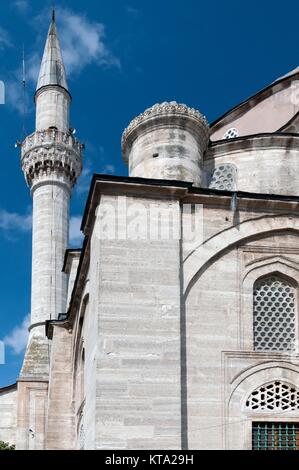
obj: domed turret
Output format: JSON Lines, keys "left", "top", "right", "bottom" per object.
{"left": 122, "top": 101, "right": 210, "bottom": 186}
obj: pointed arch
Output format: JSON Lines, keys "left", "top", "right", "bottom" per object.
{"left": 183, "top": 214, "right": 299, "bottom": 297}
{"left": 240, "top": 259, "right": 299, "bottom": 351}
{"left": 226, "top": 363, "right": 299, "bottom": 449}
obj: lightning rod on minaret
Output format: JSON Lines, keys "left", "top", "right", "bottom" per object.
{"left": 22, "top": 44, "right": 26, "bottom": 88}
{"left": 22, "top": 43, "right": 26, "bottom": 138}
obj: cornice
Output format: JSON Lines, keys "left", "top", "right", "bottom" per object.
{"left": 206, "top": 132, "right": 299, "bottom": 159}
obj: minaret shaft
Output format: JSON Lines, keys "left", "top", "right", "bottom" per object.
{"left": 31, "top": 183, "right": 69, "bottom": 328}
{"left": 36, "top": 86, "right": 70, "bottom": 133}
{"left": 21, "top": 15, "right": 82, "bottom": 340}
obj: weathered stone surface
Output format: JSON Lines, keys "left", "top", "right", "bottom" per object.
{"left": 16, "top": 380, "right": 48, "bottom": 450}
{"left": 20, "top": 335, "right": 50, "bottom": 378}
{"left": 122, "top": 102, "right": 210, "bottom": 186}
{"left": 205, "top": 135, "right": 299, "bottom": 195}
{"left": 0, "top": 385, "right": 17, "bottom": 446}
{"left": 45, "top": 327, "right": 75, "bottom": 450}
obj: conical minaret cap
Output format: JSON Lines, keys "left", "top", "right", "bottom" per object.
{"left": 36, "top": 12, "right": 68, "bottom": 92}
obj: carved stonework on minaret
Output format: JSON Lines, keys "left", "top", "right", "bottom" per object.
{"left": 21, "top": 129, "right": 83, "bottom": 190}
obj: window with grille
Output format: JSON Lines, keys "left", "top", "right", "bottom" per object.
{"left": 223, "top": 127, "right": 239, "bottom": 139}
{"left": 253, "top": 275, "right": 296, "bottom": 351}
{"left": 246, "top": 381, "right": 299, "bottom": 411}
{"left": 252, "top": 422, "right": 299, "bottom": 450}
{"left": 209, "top": 164, "right": 237, "bottom": 191}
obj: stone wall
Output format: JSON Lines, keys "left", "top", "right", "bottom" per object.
{"left": 0, "top": 386, "right": 17, "bottom": 446}
{"left": 92, "top": 194, "right": 182, "bottom": 449}
{"left": 45, "top": 327, "right": 74, "bottom": 450}
{"left": 37, "top": 180, "right": 299, "bottom": 450}
{"left": 205, "top": 135, "right": 299, "bottom": 195}
{"left": 16, "top": 380, "right": 48, "bottom": 449}
{"left": 184, "top": 205, "right": 299, "bottom": 449}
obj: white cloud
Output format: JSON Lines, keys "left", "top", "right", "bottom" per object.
{"left": 5, "top": 50, "right": 40, "bottom": 113}
{"left": 0, "top": 209, "right": 32, "bottom": 233}
{"left": 28, "top": 7, "right": 120, "bottom": 83}
{"left": 5, "top": 76, "right": 30, "bottom": 114}
{"left": 25, "top": 51, "right": 42, "bottom": 84}
{"left": 0, "top": 26, "right": 12, "bottom": 50}
{"left": 101, "top": 164, "right": 115, "bottom": 174}
{"left": 4, "top": 314, "right": 30, "bottom": 355}
{"left": 13, "top": 0, "right": 29, "bottom": 14}
{"left": 57, "top": 7, "right": 120, "bottom": 75}
{"left": 6, "top": 7, "right": 120, "bottom": 114}
{"left": 69, "top": 216, "right": 83, "bottom": 246}
{"left": 126, "top": 6, "right": 140, "bottom": 17}
{"left": 76, "top": 165, "right": 93, "bottom": 195}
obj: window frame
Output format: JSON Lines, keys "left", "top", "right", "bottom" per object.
{"left": 253, "top": 273, "right": 297, "bottom": 352}
{"left": 240, "top": 261, "right": 299, "bottom": 352}
{"left": 251, "top": 421, "right": 299, "bottom": 450}
{"left": 208, "top": 163, "right": 237, "bottom": 191}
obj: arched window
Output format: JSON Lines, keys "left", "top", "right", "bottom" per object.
{"left": 253, "top": 274, "right": 296, "bottom": 351}
{"left": 209, "top": 163, "right": 237, "bottom": 191}
{"left": 246, "top": 381, "right": 299, "bottom": 411}
{"left": 246, "top": 380, "right": 299, "bottom": 450}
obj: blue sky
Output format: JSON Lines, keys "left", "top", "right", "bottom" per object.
{"left": 0, "top": 0, "right": 299, "bottom": 386}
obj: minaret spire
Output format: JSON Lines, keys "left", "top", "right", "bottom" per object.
{"left": 36, "top": 9, "right": 68, "bottom": 92}
{"left": 35, "top": 12, "right": 71, "bottom": 132}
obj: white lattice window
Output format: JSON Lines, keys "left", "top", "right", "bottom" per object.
{"left": 253, "top": 275, "right": 296, "bottom": 351}
{"left": 246, "top": 381, "right": 299, "bottom": 411}
{"left": 223, "top": 127, "right": 239, "bottom": 139}
{"left": 209, "top": 163, "right": 237, "bottom": 191}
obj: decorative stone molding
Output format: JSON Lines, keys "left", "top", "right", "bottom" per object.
{"left": 21, "top": 129, "right": 83, "bottom": 189}
{"left": 122, "top": 101, "right": 210, "bottom": 161}
{"left": 184, "top": 214, "right": 299, "bottom": 295}
{"left": 222, "top": 353, "right": 299, "bottom": 449}
{"left": 238, "top": 254, "right": 299, "bottom": 351}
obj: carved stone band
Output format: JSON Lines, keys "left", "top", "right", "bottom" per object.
{"left": 121, "top": 101, "right": 210, "bottom": 161}
{"left": 21, "top": 130, "right": 83, "bottom": 188}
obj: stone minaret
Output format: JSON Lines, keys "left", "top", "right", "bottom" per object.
{"left": 20, "top": 12, "right": 83, "bottom": 378}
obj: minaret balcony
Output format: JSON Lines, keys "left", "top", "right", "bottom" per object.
{"left": 21, "top": 128, "right": 83, "bottom": 189}
{"left": 21, "top": 128, "right": 83, "bottom": 157}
